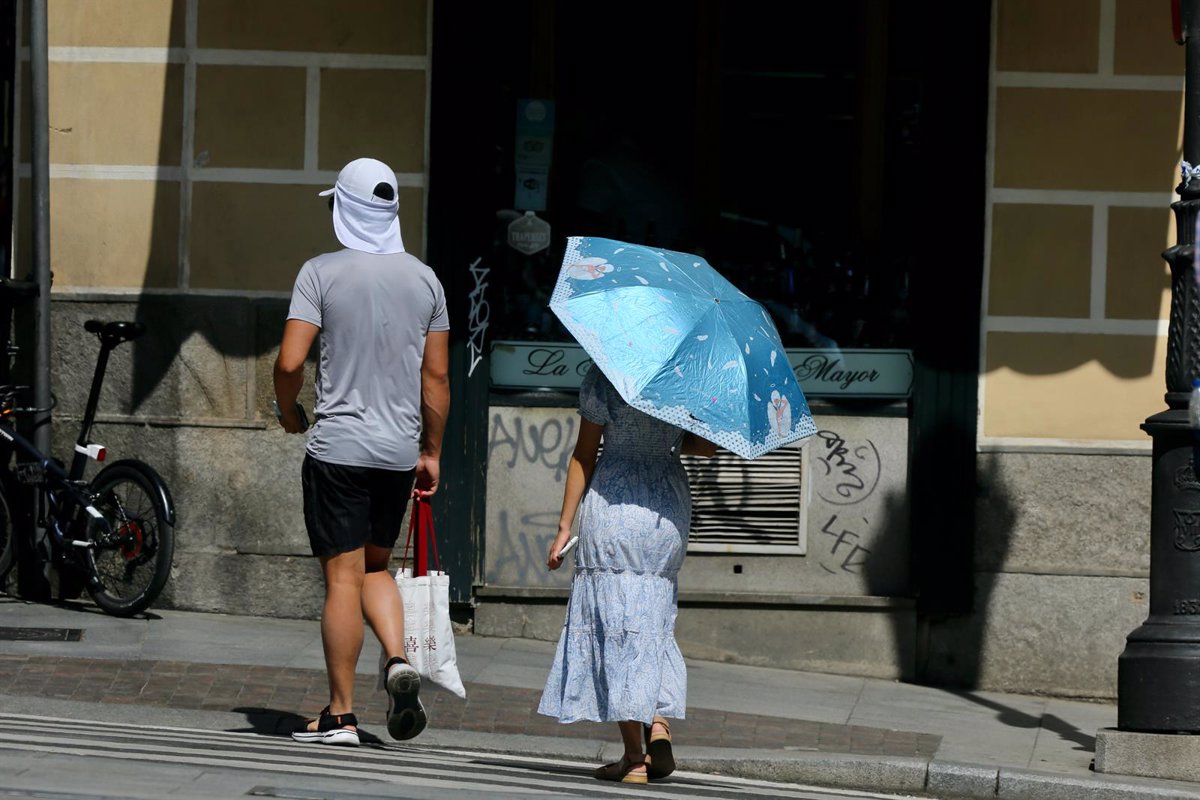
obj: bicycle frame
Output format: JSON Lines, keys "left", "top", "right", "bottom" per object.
{"left": 67, "top": 329, "right": 120, "bottom": 481}
{"left": 0, "top": 418, "right": 112, "bottom": 553}
{"left": 0, "top": 281, "right": 117, "bottom": 562}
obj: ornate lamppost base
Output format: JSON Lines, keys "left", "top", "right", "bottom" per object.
{"left": 1100, "top": 410, "right": 1200, "bottom": 780}
{"left": 1117, "top": 409, "right": 1200, "bottom": 733}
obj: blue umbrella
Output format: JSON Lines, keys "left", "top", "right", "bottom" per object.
{"left": 549, "top": 236, "right": 816, "bottom": 458}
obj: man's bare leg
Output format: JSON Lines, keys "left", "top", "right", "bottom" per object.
{"left": 317, "top": 547, "right": 367, "bottom": 727}
{"left": 362, "top": 543, "right": 404, "bottom": 657}
{"left": 361, "top": 543, "right": 426, "bottom": 740}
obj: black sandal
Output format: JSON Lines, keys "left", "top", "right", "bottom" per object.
{"left": 594, "top": 753, "right": 650, "bottom": 784}
{"left": 291, "top": 705, "right": 360, "bottom": 746}
{"left": 645, "top": 716, "right": 675, "bottom": 779}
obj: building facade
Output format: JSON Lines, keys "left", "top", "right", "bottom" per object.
{"left": 0, "top": 0, "right": 1179, "bottom": 699}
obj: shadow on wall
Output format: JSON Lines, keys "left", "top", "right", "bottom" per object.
{"left": 914, "top": 452, "right": 1018, "bottom": 690}
{"left": 860, "top": 483, "right": 915, "bottom": 676}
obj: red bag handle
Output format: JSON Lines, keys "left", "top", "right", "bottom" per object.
{"left": 401, "top": 494, "right": 441, "bottom": 576}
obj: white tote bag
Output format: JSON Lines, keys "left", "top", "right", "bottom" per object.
{"left": 391, "top": 498, "right": 466, "bottom": 699}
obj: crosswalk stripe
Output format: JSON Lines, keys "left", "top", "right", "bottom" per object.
{"left": 0, "top": 740, "right": 575, "bottom": 797}
{"left": 0, "top": 713, "right": 908, "bottom": 800}
{"left": 0, "top": 718, "right": 617, "bottom": 792}
{"left": 0, "top": 734, "right": 625, "bottom": 797}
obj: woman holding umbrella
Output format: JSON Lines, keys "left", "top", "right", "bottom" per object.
{"left": 538, "top": 237, "right": 815, "bottom": 784}
{"left": 540, "top": 364, "right": 716, "bottom": 784}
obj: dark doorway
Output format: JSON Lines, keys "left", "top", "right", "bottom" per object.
{"left": 427, "top": 1, "right": 990, "bottom": 611}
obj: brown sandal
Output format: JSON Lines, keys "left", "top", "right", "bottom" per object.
{"left": 644, "top": 716, "right": 675, "bottom": 779}
{"left": 594, "top": 753, "right": 651, "bottom": 784}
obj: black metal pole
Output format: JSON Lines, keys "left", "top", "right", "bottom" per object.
{"left": 1116, "top": 0, "right": 1200, "bottom": 732}
{"left": 16, "top": 0, "right": 54, "bottom": 600}
{"left": 29, "top": 0, "right": 50, "bottom": 454}
{"left": 0, "top": 0, "right": 15, "bottom": 283}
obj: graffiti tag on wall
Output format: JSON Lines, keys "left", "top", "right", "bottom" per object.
{"left": 488, "top": 413, "right": 576, "bottom": 483}
{"left": 489, "top": 510, "right": 561, "bottom": 585}
{"left": 813, "top": 428, "right": 882, "bottom": 575}
{"left": 467, "top": 257, "right": 490, "bottom": 378}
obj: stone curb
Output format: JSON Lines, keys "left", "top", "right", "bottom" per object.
{"left": 415, "top": 734, "right": 1200, "bottom": 800}
{"left": 677, "top": 749, "right": 929, "bottom": 793}
{"left": 928, "top": 761, "right": 1200, "bottom": 800}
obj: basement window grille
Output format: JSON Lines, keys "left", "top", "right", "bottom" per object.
{"left": 680, "top": 442, "right": 807, "bottom": 554}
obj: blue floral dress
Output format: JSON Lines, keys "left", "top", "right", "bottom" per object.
{"left": 538, "top": 366, "right": 689, "bottom": 725}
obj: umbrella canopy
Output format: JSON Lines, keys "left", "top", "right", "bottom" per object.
{"left": 549, "top": 236, "right": 815, "bottom": 458}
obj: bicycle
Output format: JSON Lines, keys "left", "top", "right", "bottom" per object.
{"left": 0, "top": 278, "right": 176, "bottom": 617}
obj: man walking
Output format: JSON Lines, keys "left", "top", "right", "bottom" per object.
{"left": 274, "top": 157, "right": 450, "bottom": 747}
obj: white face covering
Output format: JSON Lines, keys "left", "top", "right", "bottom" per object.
{"left": 330, "top": 183, "right": 405, "bottom": 255}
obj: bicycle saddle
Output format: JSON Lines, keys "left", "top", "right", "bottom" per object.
{"left": 84, "top": 320, "right": 146, "bottom": 343}
{"left": 0, "top": 278, "right": 40, "bottom": 307}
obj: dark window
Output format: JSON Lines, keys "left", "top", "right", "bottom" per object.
{"left": 468, "top": 2, "right": 920, "bottom": 352}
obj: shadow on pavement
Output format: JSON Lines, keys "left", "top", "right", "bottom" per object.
{"left": 230, "top": 706, "right": 305, "bottom": 736}
{"left": 0, "top": 595, "right": 161, "bottom": 620}
{"left": 945, "top": 690, "right": 1096, "bottom": 752}
{"left": 463, "top": 755, "right": 594, "bottom": 782}
{"left": 230, "top": 706, "right": 386, "bottom": 745}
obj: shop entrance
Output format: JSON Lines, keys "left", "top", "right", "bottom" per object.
{"left": 428, "top": 1, "right": 989, "bottom": 634}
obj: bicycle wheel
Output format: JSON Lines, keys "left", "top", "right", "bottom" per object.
{"left": 84, "top": 463, "right": 174, "bottom": 617}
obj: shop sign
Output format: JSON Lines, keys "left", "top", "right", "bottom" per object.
{"left": 507, "top": 211, "right": 551, "bottom": 255}
{"left": 490, "top": 340, "right": 914, "bottom": 398}
{"left": 787, "top": 349, "right": 913, "bottom": 398}
{"left": 491, "top": 341, "right": 593, "bottom": 389}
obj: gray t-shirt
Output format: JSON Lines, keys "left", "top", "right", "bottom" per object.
{"left": 287, "top": 248, "right": 450, "bottom": 470}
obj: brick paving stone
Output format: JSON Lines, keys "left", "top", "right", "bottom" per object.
{"left": 755, "top": 720, "right": 795, "bottom": 736}
{"left": 459, "top": 718, "right": 496, "bottom": 732}
{"left": 169, "top": 693, "right": 211, "bottom": 706}
{"left": 783, "top": 732, "right": 822, "bottom": 746}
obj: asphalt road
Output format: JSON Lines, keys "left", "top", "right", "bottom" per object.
{"left": 0, "top": 713, "right": 935, "bottom": 800}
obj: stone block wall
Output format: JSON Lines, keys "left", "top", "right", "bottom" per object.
{"left": 48, "top": 294, "right": 325, "bottom": 618}
{"left": 924, "top": 449, "right": 1151, "bottom": 699}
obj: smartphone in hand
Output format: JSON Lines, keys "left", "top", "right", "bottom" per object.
{"left": 557, "top": 535, "right": 579, "bottom": 559}
{"left": 272, "top": 400, "right": 310, "bottom": 432}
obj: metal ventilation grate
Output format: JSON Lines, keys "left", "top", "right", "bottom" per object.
{"left": 680, "top": 443, "right": 806, "bottom": 554}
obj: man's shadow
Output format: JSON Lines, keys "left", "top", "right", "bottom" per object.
{"left": 230, "top": 706, "right": 384, "bottom": 745}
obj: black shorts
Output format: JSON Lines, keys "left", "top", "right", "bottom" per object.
{"left": 302, "top": 454, "right": 416, "bottom": 558}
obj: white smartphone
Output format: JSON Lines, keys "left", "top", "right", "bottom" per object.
{"left": 557, "top": 535, "right": 579, "bottom": 559}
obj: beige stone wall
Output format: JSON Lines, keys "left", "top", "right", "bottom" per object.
{"left": 983, "top": 0, "right": 1182, "bottom": 443}
{"left": 15, "top": 0, "right": 429, "bottom": 293}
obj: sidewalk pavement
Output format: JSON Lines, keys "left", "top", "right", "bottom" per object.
{"left": 0, "top": 597, "right": 1197, "bottom": 800}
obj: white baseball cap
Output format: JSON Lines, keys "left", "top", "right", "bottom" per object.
{"left": 318, "top": 157, "right": 405, "bottom": 254}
